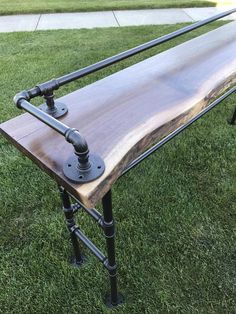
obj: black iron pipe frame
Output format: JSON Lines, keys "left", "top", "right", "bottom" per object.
{"left": 58, "top": 191, "right": 124, "bottom": 306}
{"left": 72, "top": 226, "right": 108, "bottom": 265}
{"left": 59, "top": 187, "right": 84, "bottom": 265}
{"left": 59, "top": 187, "right": 114, "bottom": 270}
{"left": 56, "top": 85, "right": 235, "bottom": 307}
{"left": 102, "top": 190, "right": 123, "bottom": 307}
{"left": 14, "top": 94, "right": 106, "bottom": 184}
{"left": 57, "top": 87, "right": 235, "bottom": 307}
{"left": 59, "top": 186, "right": 108, "bottom": 267}
{"left": 14, "top": 95, "right": 91, "bottom": 167}
{"left": 61, "top": 186, "right": 123, "bottom": 307}
{"left": 122, "top": 86, "right": 236, "bottom": 176}
{"left": 14, "top": 96, "right": 86, "bottom": 148}
{"left": 68, "top": 214, "right": 123, "bottom": 303}
{"left": 20, "top": 8, "right": 236, "bottom": 99}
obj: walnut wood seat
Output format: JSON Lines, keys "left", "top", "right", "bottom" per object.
{"left": 1, "top": 21, "right": 236, "bottom": 207}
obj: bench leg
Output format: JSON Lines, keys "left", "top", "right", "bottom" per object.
{"left": 102, "top": 190, "right": 124, "bottom": 307}
{"left": 59, "top": 187, "right": 84, "bottom": 266}
{"left": 230, "top": 107, "right": 236, "bottom": 125}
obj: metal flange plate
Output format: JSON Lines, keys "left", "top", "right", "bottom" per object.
{"left": 39, "top": 102, "right": 68, "bottom": 118}
{"left": 63, "top": 154, "right": 105, "bottom": 183}
{"left": 105, "top": 293, "right": 124, "bottom": 308}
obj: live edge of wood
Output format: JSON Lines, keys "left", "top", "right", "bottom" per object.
{"left": 1, "top": 21, "right": 236, "bottom": 208}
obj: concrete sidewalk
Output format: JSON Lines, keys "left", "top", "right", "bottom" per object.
{"left": 0, "top": 6, "right": 235, "bottom": 33}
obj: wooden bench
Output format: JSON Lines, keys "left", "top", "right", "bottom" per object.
{"left": 1, "top": 9, "right": 236, "bottom": 308}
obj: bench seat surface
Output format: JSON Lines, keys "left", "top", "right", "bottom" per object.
{"left": 1, "top": 21, "right": 236, "bottom": 207}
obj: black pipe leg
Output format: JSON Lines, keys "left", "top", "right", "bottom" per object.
{"left": 102, "top": 190, "right": 124, "bottom": 307}
{"left": 229, "top": 107, "right": 236, "bottom": 125}
{"left": 70, "top": 229, "right": 84, "bottom": 266}
{"left": 59, "top": 187, "right": 85, "bottom": 266}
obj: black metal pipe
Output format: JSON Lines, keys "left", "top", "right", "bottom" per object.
{"left": 123, "top": 86, "right": 236, "bottom": 175}
{"left": 28, "top": 86, "right": 41, "bottom": 98}
{"left": 57, "top": 9, "right": 236, "bottom": 87}
{"left": 102, "top": 190, "right": 113, "bottom": 224}
{"left": 102, "top": 190, "right": 122, "bottom": 307}
{"left": 79, "top": 207, "right": 103, "bottom": 227}
{"left": 43, "top": 91, "right": 56, "bottom": 111}
{"left": 59, "top": 187, "right": 84, "bottom": 265}
{"left": 18, "top": 98, "right": 68, "bottom": 135}
{"left": 72, "top": 227, "right": 107, "bottom": 263}
{"left": 22, "top": 8, "right": 236, "bottom": 99}
{"left": 80, "top": 207, "right": 103, "bottom": 227}
{"left": 14, "top": 96, "right": 90, "bottom": 157}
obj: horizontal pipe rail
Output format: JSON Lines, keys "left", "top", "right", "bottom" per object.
{"left": 24, "top": 8, "right": 236, "bottom": 98}
{"left": 72, "top": 226, "right": 108, "bottom": 266}
{"left": 19, "top": 99, "right": 69, "bottom": 135}
{"left": 57, "top": 9, "right": 236, "bottom": 87}
{"left": 78, "top": 207, "right": 103, "bottom": 226}
{"left": 122, "top": 86, "right": 236, "bottom": 175}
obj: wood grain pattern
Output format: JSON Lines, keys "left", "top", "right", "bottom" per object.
{"left": 1, "top": 21, "right": 236, "bottom": 207}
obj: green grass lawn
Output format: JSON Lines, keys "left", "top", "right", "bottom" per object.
{"left": 0, "top": 0, "right": 234, "bottom": 15}
{"left": 0, "top": 23, "right": 236, "bottom": 313}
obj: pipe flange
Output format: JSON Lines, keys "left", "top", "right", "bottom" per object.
{"left": 39, "top": 101, "right": 68, "bottom": 118}
{"left": 63, "top": 153, "right": 105, "bottom": 183}
{"left": 105, "top": 293, "right": 124, "bottom": 308}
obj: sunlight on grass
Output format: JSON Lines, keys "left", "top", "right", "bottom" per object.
{"left": 0, "top": 0, "right": 235, "bottom": 15}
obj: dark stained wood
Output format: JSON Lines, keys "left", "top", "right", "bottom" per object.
{"left": 1, "top": 21, "right": 236, "bottom": 207}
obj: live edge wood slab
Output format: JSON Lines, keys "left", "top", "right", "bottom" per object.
{"left": 1, "top": 21, "right": 236, "bottom": 208}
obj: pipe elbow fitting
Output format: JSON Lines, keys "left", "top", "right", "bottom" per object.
{"left": 65, "top": 128, "right": 89, "bottom": 154}
{"left": 13, "top": 90, "right": 30, "bottom": 109}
